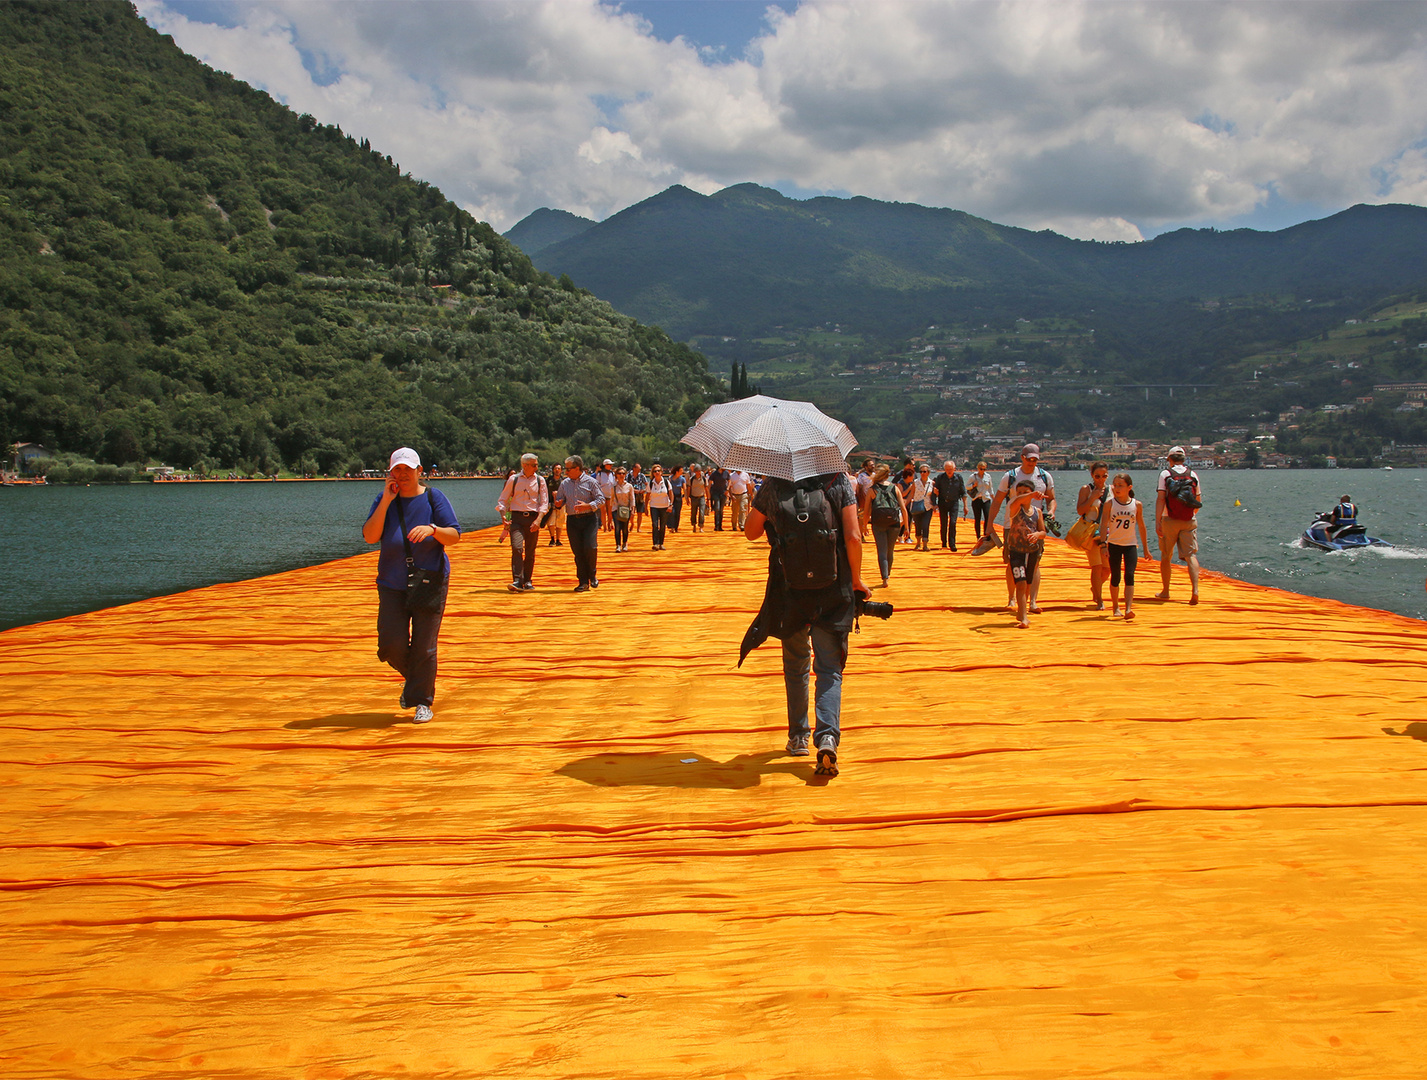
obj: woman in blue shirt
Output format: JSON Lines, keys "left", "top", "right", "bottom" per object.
{"left": 361, "top": 447, "right": 460, "bottom": 724}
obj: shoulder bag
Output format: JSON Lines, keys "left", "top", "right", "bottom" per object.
{"left": 395, "top": 489, "right": 446, "bottom": 612}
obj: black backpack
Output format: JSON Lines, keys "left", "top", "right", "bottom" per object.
{"left": 771, "top": 479, "right": 841, "bottom": 590}
{"left": 1164, "top": 467, "right": 1202, "bottom": 509}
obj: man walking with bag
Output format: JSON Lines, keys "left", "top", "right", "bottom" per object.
{"left": 496, "top": 453, "right": 549, "bottom": 592}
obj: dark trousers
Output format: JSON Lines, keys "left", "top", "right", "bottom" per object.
{"left": 567, "top": 511, "right": 600, "bottom": 585}
{"left": 711, "top": 493, "right": 727, "bottom": 530}
{"left": 613, "top": 514, "right": 630, "bottom": 548}
{"left": 509, "top": 510, "right": 539, "bottom": 585}
{"left": 669, "top": 495, "right": 682, "bottom": 531}
{"left": 376, "top": 583, "right": 446, "bottom": 707}
{"left": 939, "top": 507, "right": 959, "bottom": 548}
{"left": 650, "top": 506, "right": 667, "bottom": 547}
{"left": 972, "top": 500, "right": 990, "bottom": 538}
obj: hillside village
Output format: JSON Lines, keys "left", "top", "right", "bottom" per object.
{"left": 731, "top": 299, "right": 1427, "bottom": 470}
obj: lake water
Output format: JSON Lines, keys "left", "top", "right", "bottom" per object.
{"left": 1, "top": 470, "right": 1424, "bottom": 631}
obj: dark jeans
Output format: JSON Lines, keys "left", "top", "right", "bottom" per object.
{"left": 913, "top": 508, "right": 932, "bottom": 543}
{"left": 872, "top": 521, "right": 899, "bottom": 581}
{"left": 972, "top": 500, "right": 990, "bottom": 538}
{"left": 613, "top": 513, "right": 630, "bottom": 548}
{"left": 376, "top": 582, "right": 446, "bottom": 708}
{"left": 669, "top": 495, "right": 682, "bottom": 531}
{"left": 939, "top": 507, "right": 959, "bottom": 548}
{"left": 567, "top": 511, "right": 600, "bottom": 585}
{"left": 782, "top": 623, "right": 848, "bottom": 748}
{"left": 650, "top": 506, "right": 667, "bottom": 547}
{"left": 508, "top": 510, "right": 539, "bottom": 585}
{"left": 710, "top": 493, "right": 726, "bottom": 530}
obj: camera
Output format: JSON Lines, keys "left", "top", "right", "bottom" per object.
{"left": 856, "top": 596, "right": 894, "bottom": 620}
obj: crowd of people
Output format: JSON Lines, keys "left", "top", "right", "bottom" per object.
{"left": 363, "top": 444, "right": 1206, "bottom": 761}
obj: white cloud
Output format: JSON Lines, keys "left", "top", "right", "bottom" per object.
{"left": 138, "top": 1, "right": 1427, "bottom": 240}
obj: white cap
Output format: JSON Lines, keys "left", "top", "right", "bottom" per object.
{"left": 389, "top": 447, "right": 421, "bottom": 470}
{"left": 1168, "top": 445, "right": 1186, "bottom": 458}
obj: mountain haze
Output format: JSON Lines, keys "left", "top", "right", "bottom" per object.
{"left": 0, "top": 1, "right": 717, "bottom": 474}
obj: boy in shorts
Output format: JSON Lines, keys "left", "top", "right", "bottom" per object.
{"left": 1005, "top": 478, "right": 1048, "bottom": 629}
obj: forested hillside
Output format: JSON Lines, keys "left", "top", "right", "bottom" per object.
{"left": 0, "top": 1, "right": 718, "bottom": 474}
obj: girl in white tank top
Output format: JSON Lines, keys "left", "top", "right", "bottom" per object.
{"left": 1099, "top": 474, "right": 1148, "bottom": 620}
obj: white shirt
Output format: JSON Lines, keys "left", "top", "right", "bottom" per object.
{"left": 645, "top": 477, "right": 672, "bottom": 509}
{"left": 1105, "top": 496, "right": 1139, "bottom": 545}
{"left": 496, "top": 472, "right": 548, "bottom": 514}
{"left": 727, "top": 470, "right": 751, "bottom": 495}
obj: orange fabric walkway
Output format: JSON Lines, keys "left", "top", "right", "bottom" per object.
{"left": 1, "top": 526, "right": 1425, "bottom": 1078}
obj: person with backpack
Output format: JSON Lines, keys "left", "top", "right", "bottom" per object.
{"left": 645, "top": 463, "right": 673, "bottom": 550}
{"left": 983, "top": 444, "right": 1056, "bottom": 611}
{"left": 1155, "top": 446, "right": 1202, "bottom": 605}
{"left": 686, "top": 465, "right": 708, "bottom": 532}
{"left": 743, "top": 468, "right": 868, "bottom": 777}
{"left": 495, "top": 453, "right": 550, "bottom": 593}
{"left": 709, "top": 467, "right": 729, "bottom": 531}
{"left": 867, "top": 463, "right": 909, "bottom": 587}
{"left": 361, "top": 447, "right": 462, "bottom": 725}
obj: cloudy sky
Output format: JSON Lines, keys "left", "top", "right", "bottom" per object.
{"left": 138, "top": 0, "right": 1427, "bottom": 242}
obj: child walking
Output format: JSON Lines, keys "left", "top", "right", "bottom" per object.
{"left": 1005, "top": 478, "right": 1048, "bottom": 629}
{"left": 1099, "top": 473, "right": 1149, "bottom": 621}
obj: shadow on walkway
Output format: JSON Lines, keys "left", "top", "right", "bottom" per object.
{"left": 557, "top": 749, "right": 829, "bottom": 789}
{"left": 286, "top": 711, "right": 404, "bottom": 730}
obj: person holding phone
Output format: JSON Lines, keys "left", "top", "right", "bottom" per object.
{"left": 361, "top": 447, "right": 460, "bottom": 724}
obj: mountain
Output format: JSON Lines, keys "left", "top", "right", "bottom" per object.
{"left": 0, "top": 2, "right": 718, "bottom": 474}
{"left": 527, "top": 183, "right": 1427, "bottom": 375}
{"left": 504, "top": 208, "right": 596, "bottom": 257}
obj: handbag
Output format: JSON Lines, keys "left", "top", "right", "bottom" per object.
{"left": 1064, "top": 516, "right": 1097, "bottom": 550}
{"left": 614, "top": 502, "right": 632, "bottom": 522}
{"left": 395, "top": 490, "right": 447, "bottom": 612}
{"left": 911, "top": 499, "right": 926, "bottom": 515}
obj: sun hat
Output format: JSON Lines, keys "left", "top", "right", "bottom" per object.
{"left": 389, "top": 447, "right": 420, "bottom": 470}
{"left": 1022, "top": 443, "right": 1040, "bottom": 458}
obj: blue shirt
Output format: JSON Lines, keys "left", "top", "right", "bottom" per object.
{"left": 556, "top": 472, "right": 605, "bottom": 515}
{"left": 368, "top": 487, "right": 459, "bottom": 590}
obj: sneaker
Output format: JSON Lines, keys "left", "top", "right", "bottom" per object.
{"left": 412, "top": 705, "right": 433, "bottom": 724}
{"left": 573, "top": 583, "right": 590, "bottom": 593}
{"left": 507, "top": 580, "right": 522, "bottom": 593}
{"left": 786, "top": 733, "right": 810, "bottom": 756}
{"left": 520, "top": 581, "right": 536, "bottom": 591}
{"left": 815, "top": 736, "right": 839, "bottom": 777}
{"left": 590, "top": 578, "right": 600, "bottom": 589}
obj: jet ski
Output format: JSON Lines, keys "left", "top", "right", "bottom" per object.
{"left": 1301, "top": 512, "right": 1391, "bottom": 552}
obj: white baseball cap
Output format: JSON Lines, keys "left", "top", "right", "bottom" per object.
{"left": 389, "top": 447, "right": 421, "bottom": 470}
{"left": 1168, "top": 445, "right": 1186, "bottom": 458}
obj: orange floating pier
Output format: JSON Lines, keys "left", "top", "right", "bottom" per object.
{"left": 1, "top": 528, "right": 1425, "bottom": 1078}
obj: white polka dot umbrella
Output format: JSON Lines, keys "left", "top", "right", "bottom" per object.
{"left": 680, "top": 395, "right": 858, "bottom": 481}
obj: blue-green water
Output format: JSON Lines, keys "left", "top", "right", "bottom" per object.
{"left": 1, "top": 470, "right": 1424, "bottom": 631}
{"left": 0, "top": 479, "right": 503, "bottom": 631}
